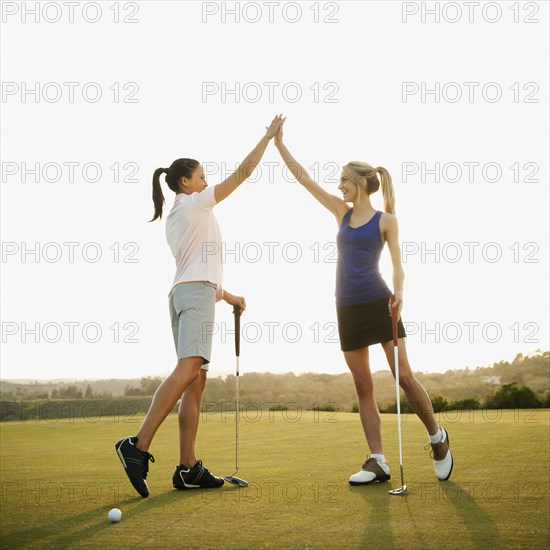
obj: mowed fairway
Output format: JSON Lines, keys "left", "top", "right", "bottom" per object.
{"left": 1, "top": 409, "right": 548, "bottom": 549}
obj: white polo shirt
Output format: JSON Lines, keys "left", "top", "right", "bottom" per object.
{"left": 166, "top": 186, "right": 223, "bottom": 301}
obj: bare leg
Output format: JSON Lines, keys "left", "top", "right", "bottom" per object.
{"left": 178, "top": 368, "right": 207, "bottom": 466}
{"left": 135, "top": 357, "right": 204, "bottom": 452}
{"left": 344, "top": 347, "right": 383, "bottom": 455}
{"left": 380, "top": 338, "right": 438, "bottom": 435}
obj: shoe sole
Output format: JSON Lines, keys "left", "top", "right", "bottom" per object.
{"left": 115, "top": 440, "right": 150, "bottom": 498}
{"left": 349, "top": 474, "right": 391, "bottom": 486}
{"left": 173, "top": 472, "right": 224, "bottom": 490}
{"left": 437, "top": 429, "right": 454, "bottom": 481}
{"left": 173, "top": 482, "right": 224, "bottom": 490}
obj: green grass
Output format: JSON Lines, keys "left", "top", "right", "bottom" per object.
{"left": 1, "top": 409, "right": 548, "bottom": 549}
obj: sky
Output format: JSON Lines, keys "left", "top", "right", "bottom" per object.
{"left": 1, "top": 0, "right": 548, "bottom": 381}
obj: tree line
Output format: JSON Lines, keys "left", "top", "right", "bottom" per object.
{"left": 1, "top": 351, "right": 548, "bottom": 413}
{"left": 377, "top": 382, "right": 549, "bottom": 414}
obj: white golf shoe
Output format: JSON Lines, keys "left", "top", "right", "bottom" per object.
{"left": 426, "top": 427, "right": 453, "bottom": 480}
{"left": 349, "top": 457, "right": 391, "bottom": 485}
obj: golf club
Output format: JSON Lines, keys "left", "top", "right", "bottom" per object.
{"left": 224, "top": 304, "right": 249, "bottom": 488}
{"left": 388, "top": 295, "right": 408, "bottom": 496}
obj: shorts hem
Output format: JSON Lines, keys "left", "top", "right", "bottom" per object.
{"left": 176, "top": 353, "right": 210, "bottom": 370}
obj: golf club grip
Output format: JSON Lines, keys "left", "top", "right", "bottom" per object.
{"left": 390, "top": 294, "right": 398, "bottom": 346}
{"left": 233, "top": 304, "right": 241, "bottom": 357}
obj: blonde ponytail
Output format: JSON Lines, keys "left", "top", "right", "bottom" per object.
{"left": 376, "top": 166, "right": 395, "bottom": 215}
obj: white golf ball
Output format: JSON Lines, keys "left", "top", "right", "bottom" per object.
{"left": 108, "top": 508, "right": 122, "bottom": 523}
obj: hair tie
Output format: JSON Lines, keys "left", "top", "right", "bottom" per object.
{"left": 164, "top": 168, "right": 170, "bottom": 174}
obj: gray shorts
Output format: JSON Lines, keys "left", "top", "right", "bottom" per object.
{"left": 168, "top": 281, "right": 216, "bottom": 369}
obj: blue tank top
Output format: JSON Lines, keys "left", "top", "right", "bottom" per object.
{"left": 335, "top": 209, "right": 392, "bottom": 307}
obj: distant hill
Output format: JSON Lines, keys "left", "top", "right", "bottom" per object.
{"left": 0, "top": 378, "right": 135, "bottom": 399}
{"left": 1, "top": 351, "right": 548, "bottom": 410}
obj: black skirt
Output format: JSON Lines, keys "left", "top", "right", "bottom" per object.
{"left": 336, "top": 297, "right": 407, "bottom": 351}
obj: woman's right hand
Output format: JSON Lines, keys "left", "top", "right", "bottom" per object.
{"left": 274, "top": 117, "right": 285, "bottom": 146}
{"left": 265, "top": 114, "right": 285, "bottom": 140}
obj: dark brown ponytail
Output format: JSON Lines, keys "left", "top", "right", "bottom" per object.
{"left": 149, "top": 168, "right": 168, "bottom": 222}
{"left": 148, "top": 158, "right": 200, "bottom": 222}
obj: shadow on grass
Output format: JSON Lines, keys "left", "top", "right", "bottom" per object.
{"left": 442, "top": 481, "right": 501, "bottom": 549}
{"left": 1, "top": 488, "right": 220, "bottom": 549}
{"left": 350, "top": 480, "right": 454, "bottom": 549}
{"left": 399, "top": 490, "right": 429, "bottom": 549}
{"left": 348, "top": 482, "right": 398, "bottom": 549}
{"left": 349, "top": 479, "right": 501, "bottom": 549}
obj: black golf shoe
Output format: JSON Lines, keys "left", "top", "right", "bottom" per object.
{"left": 173, "top": 460, "right": 224, "bottom": 490}
{"left": 115, "top": 436, "right": 155, "bottom": 498}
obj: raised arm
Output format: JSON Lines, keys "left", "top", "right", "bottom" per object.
{"left": 214, "top": 115, "right": 284, "bottom": 203}
{"left": 274, "top": 122, "right": 348, "bottom": 223}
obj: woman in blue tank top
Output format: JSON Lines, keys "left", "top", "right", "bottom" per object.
{"left": 275, "top": 120, "right": 453, "bottom": 485}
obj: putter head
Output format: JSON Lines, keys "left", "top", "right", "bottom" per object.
{"left": 224, "top": 475, "right": 248, "bottom": 488}
{"left": 388, "top": 485, "right": 408, "bottom": 496}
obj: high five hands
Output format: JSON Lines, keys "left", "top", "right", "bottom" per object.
{"left": 265, "top": 114, "right": 286, "bottom": 140}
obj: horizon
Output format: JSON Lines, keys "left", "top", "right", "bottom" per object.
{"left": 2, "top": 347, "right": 546, "bottom": 384}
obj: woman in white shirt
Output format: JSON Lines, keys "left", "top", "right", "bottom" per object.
{"left": 116, "top": 115, "right": 284, "bottom": 497}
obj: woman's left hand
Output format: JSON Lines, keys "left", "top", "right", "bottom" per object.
{"left": 225, "top": 292, "right": 247, "bottom": 314}
{"left": 388, "top": 293, "right": 403, "bottom": 321}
